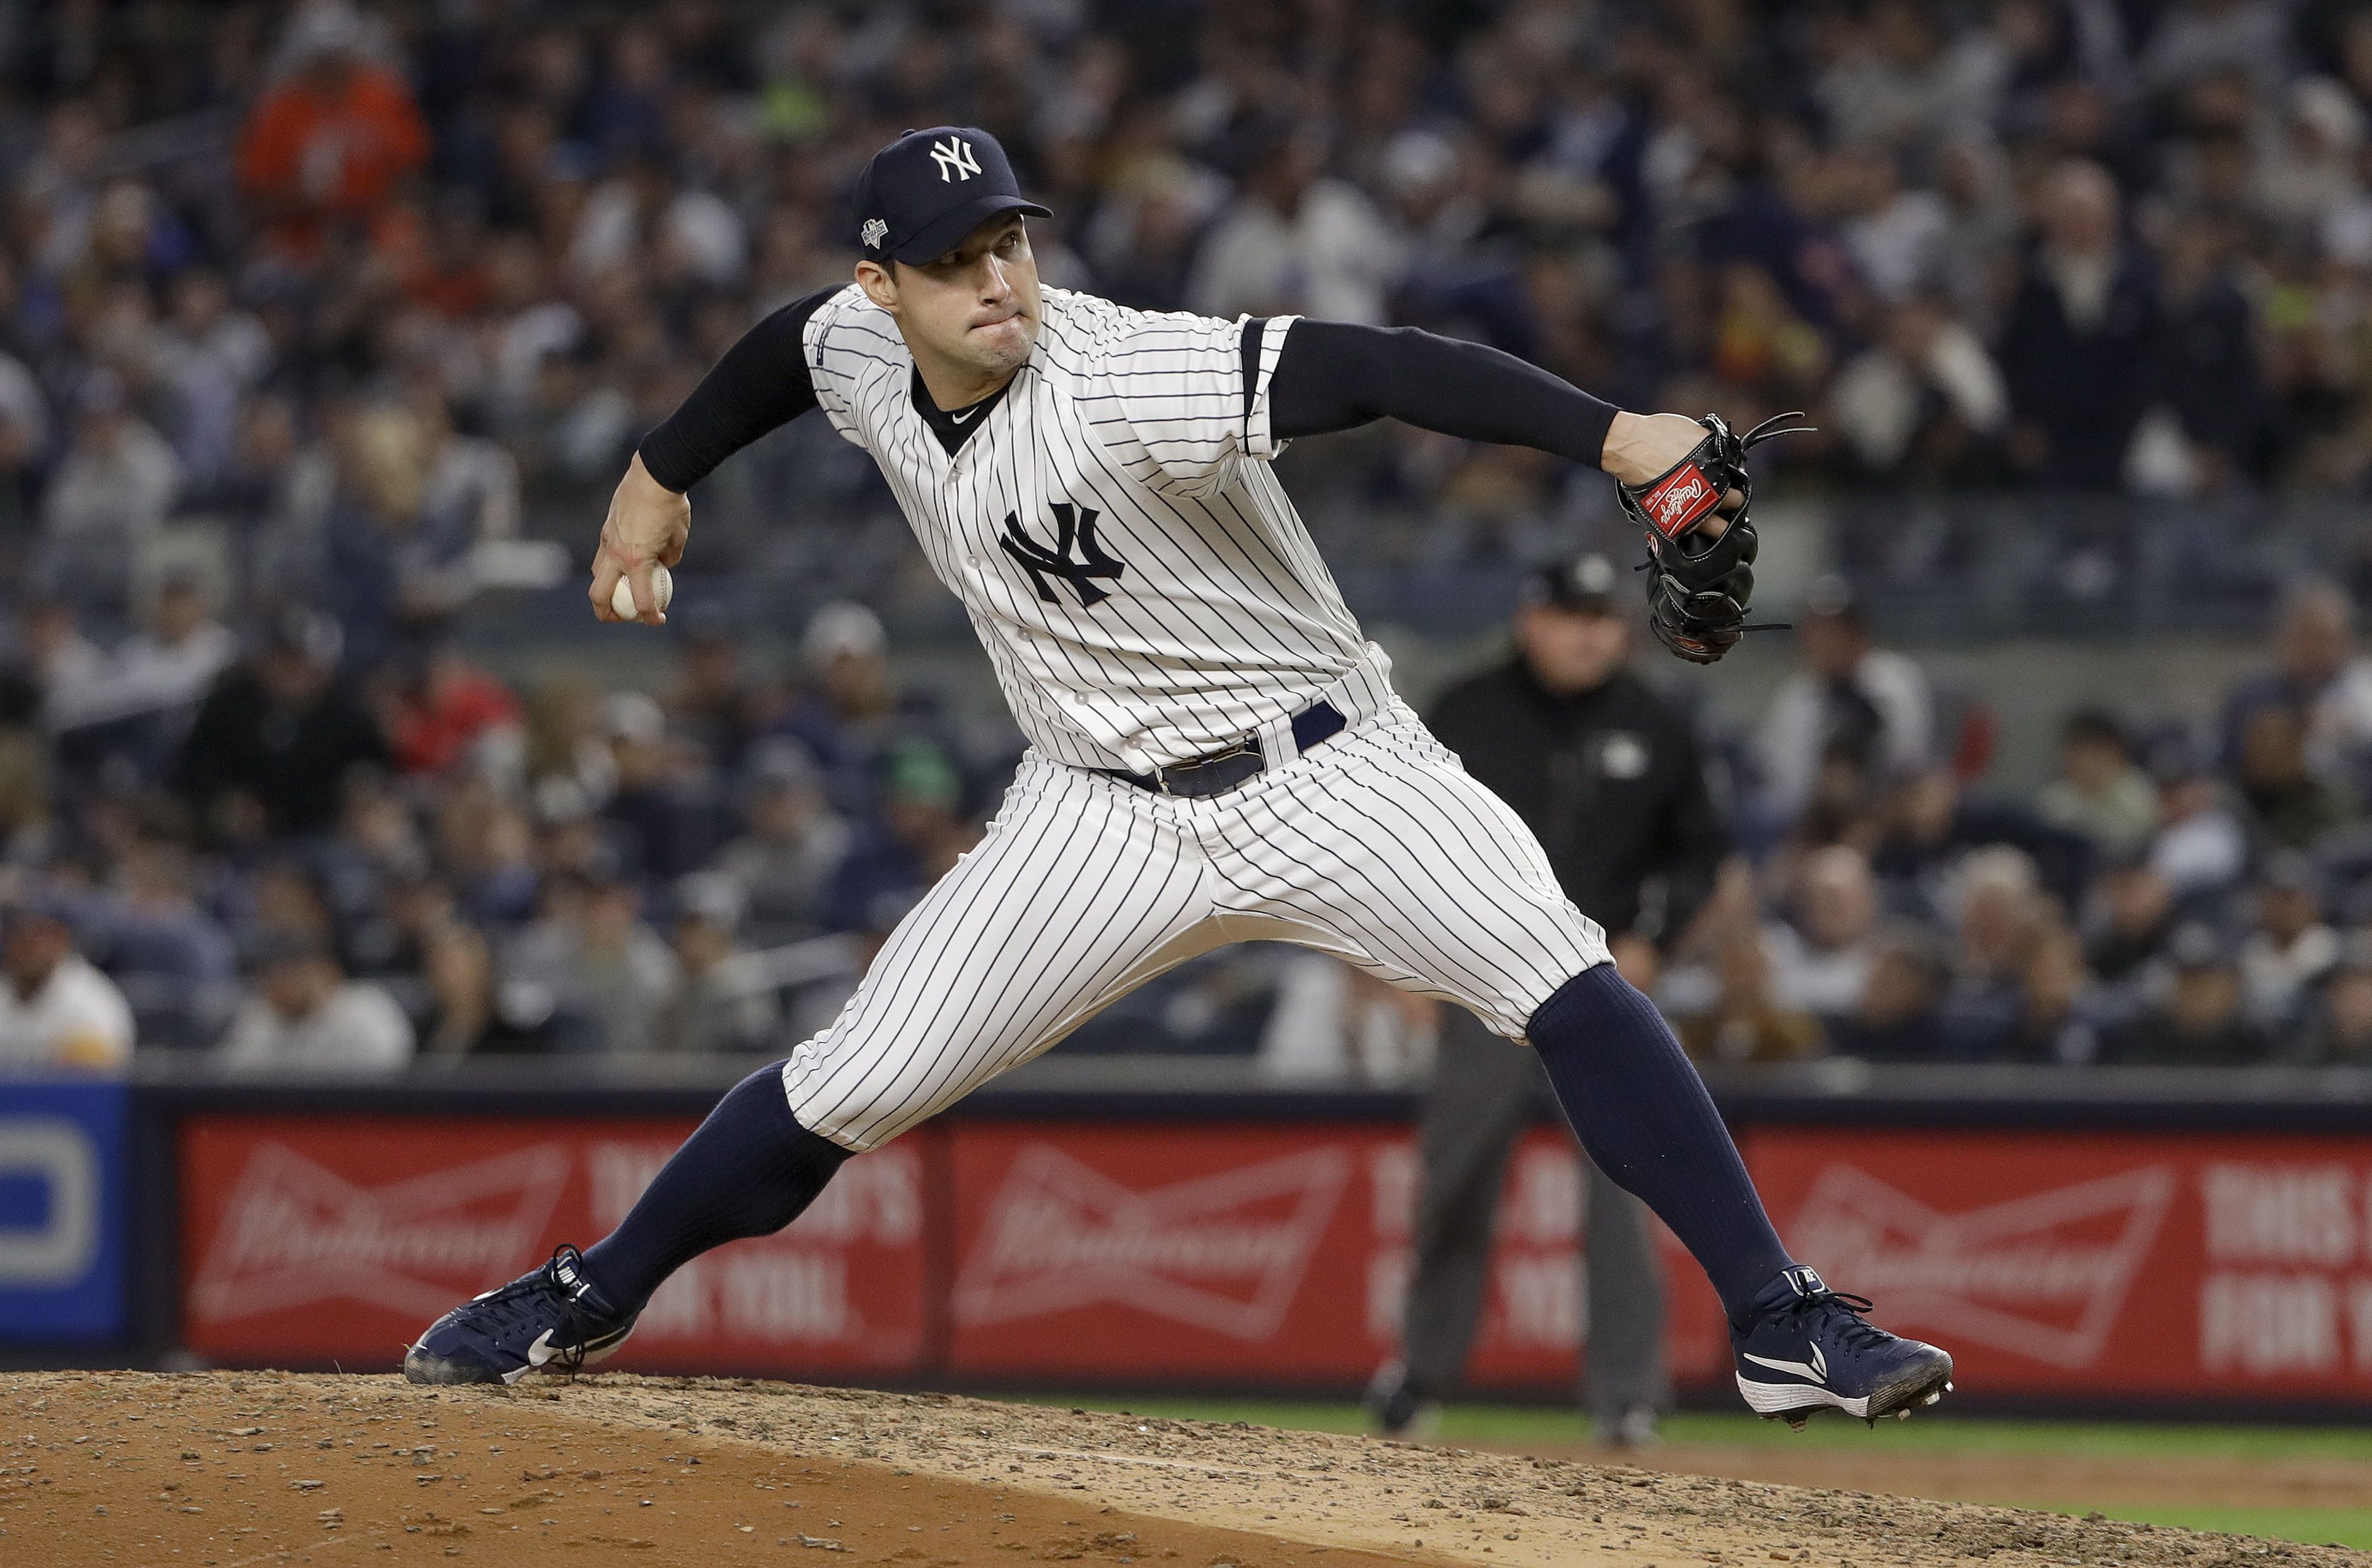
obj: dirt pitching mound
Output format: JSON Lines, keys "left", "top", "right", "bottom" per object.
{"left": 6, "top": 1372, "right": 2364, "bottom": 1568}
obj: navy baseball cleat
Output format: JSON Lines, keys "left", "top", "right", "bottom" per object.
{"left": 1730, "top": 1266, "right": 1953, "bottom": 1427}
{"left": 403, "top": 1246, "right": 638, "bottom": 1386}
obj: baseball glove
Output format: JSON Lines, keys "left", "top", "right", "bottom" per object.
{"left": 1615, "top": 412, "right": 1812, "bottom": 665}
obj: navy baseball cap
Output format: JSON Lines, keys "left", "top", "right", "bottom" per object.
{"left": 853, "top": 126, "right": 1052, "bottom": 265}
{"left": 1521, "top": 553, "right": 1622, "bottom": 614}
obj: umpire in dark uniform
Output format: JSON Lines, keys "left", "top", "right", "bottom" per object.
{"left": 1366, "top": 552, "right": 1728, "bottom": 1446}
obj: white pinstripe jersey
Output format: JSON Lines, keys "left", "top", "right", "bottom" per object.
{"left": 801, "top": 284, "right": 1392, "bottom": 773}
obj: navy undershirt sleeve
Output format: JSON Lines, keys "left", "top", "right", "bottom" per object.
{"left": 1266, "top": 318, "right": 1621, "bottom": 470}
{"left": 636, "top": 285, "right": 839, "bottom": 492}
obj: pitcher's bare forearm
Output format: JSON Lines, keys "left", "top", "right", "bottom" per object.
{"left": 590, "top": 453, "right": 692, "bottom": 625}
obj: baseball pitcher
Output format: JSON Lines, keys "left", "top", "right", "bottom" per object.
{"left": 404, "top": 127, "right": 1950, "bottom": 1429}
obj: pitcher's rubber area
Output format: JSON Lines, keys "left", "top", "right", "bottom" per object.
{"left": 8, "top": 1372, "right": 2365, "bottom": 1568}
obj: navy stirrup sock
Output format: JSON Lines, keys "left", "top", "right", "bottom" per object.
{"left": 1526, "top": 963, "right": 1794, "bottom": 1324}
{"left": 580, "top": 1063, "right": 852, "bottom": 1312}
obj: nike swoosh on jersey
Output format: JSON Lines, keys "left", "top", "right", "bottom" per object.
{"left": 1741, "top": 1350, "right": 1827, "bottom": 1385}
{"left": 951, "top": 405, "right": 982, "bottom": 424}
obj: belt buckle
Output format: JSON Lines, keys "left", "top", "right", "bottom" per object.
{"left": 1156, "top": 739, "right": 1259, "bottom": 798}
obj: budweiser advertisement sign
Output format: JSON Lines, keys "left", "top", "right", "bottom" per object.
{"left": 945, "top": 1124, "right": 1724, "bottom": 1385}
{"left": 178, "top": 1116, "right": 927, "bottom": 1373}
{"left": 1751, "top": 1129, "right": 2372, "bottom": 1397}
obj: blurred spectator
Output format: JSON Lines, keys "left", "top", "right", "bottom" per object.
{"left": 2086, "top": 854, "right": 2180, "bottom": 984}
{"left": 2150, "top": 764, "right": 2250, "bottom": 897}
{"left": 598, "top": 690, "right": 725, "bottom": 883}
{"left": 829, "top": 740, "right": 979, "bottom": 943}
{"left": 1936, "top": 845, "right": 2050, "bottom": 1049}
{"left": 1756, "top": 578, "right": 1934, "bottom": 823}
{"left": 714, "top": 739, "right": 848, "bottom": 941}
{"left": 385, "top": 642, "right": 521, "bottom": 779}
{"left": 666, "top": 605, "right": 760, "bottom": 774}
{"left": 2233, "top": 700, "right": 2354, "bottom": 849}
{"left": 2102, "top": 923, "right": 2272, "bottom": 1066}
{"left": 2145, "top": 221, "right": 2267, "bottom": 490}
{"left": 1996, "top": 921, "right": 2107, "bottom": 1064}
{"left": 416, "top": 919, "right": 544, "bottom": 1059}
{"left": 2238, "top": 854, "right": 2340, "bottom": 1029}
{"left": 1187, "top": 122, "right": 1400, "bottom": 325}
{"left": 1764, "top": 844, "right": 1880, "bottom": 1023}
{"left": 1260, "top": 954, "right": 1437, "bottom": 1083}
{"left": 501, "top": 868, "right": 677, "bottom": 1054}
{"left": 104, "top": 576, "right": 238, "bottom": 717}
{"left": 2301, "top": 932, "right": 2372, "bottom": 1065}
{"left": 1827, "top": 294, "right": 2009, "bottom": 484}
{"left": 784, "top": 600, "right": 961, "bottom": 819}
{"left": 236, "top": 0, "right": 429, "bottom": 264}
{"left": 2038, "top": 708, "right": 2160, "bottom": 859}
{"left": 1999, "top": 161, "right": 2156, "bottom": 487}
{"left": 40, "top": 370, "right": 182, "bottom": 612}
{"left": 218, "top": 930, "right": 414, "bottom": 1073}
{"left": 1827, "top": 921, "right": 1951, "bottom": 1063}
{"left": 174, "top": 608, "right": 389, "bottom": 840}
{"left": 0, "top": 899, "right": 134, "bottom": 1073}
{"left": 2224, "top": 580, "right": 2372, "bottom": 793}
{"left": 98, "top": 837, "right": 235, "bottom": 989}
{"left": 1680, "top": 925, "right": 1826, "bottom": 1064}
{"left": 654, "top": 873, "right": 778, "bottom": 1055}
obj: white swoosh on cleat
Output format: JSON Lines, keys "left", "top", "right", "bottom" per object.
{"left": 1742, "top": 1351, "right": 1826, "bottom": 1385}
{"left": 526, "top": 1329, "right": 557, "bottom": 1367}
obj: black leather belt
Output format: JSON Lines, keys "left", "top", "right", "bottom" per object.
{"left": 1098, "top": 700, "right": 1347, "bottom": 798}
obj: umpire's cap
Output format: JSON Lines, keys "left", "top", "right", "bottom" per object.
{"left": 854, "top": 127, "right": 1052, "bottom": 265}
{"left": 1521, "top": 553, "right": 1623, "bottom": 615}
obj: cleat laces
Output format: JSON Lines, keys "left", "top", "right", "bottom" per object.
{"left": 451, "top": 1245, "right": 602, "bottom": 1373}
{"left": 1777, "top": 1286, "right": 1896, "bottom": 1352}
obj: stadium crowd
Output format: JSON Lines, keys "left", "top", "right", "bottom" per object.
{"left": 1, "top": 0, "right": 2371, "bottom": 1074}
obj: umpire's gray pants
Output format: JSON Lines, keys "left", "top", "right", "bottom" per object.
{"left": 1401, "top": 1004, "right": 1668, "bottom": 1419}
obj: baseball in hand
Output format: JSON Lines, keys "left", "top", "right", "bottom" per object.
{"left": 610, "top": 564, "right": 673, "bottom": 622}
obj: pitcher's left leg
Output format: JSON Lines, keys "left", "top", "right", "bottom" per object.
{"left": 1209, "top": 706, "right": 1952, "bottom": 1424}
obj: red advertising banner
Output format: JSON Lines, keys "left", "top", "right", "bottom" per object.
{"left": 178, "top": 1116, "right": 928, "bottom": 1376}
{"left": 944, "top": 1122, "right": 1725, "bottom": 1386}
{"left": 1749, "top": 1127, "right": 2372, "bottom": 1399}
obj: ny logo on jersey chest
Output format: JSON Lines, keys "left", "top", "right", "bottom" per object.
{"left": 1001, "top": 501, "right": 1125, "bottom": 608}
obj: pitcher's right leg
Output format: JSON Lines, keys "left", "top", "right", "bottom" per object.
{"left": 405, "top": 757, "right": 1219, "bottom": 1383}
{"left": 781, "top": 756, "right": 1221, "bottom": 1150}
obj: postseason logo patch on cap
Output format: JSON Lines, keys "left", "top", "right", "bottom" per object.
{"left": 861, "top": 218, "right": 888, "bottom": 251}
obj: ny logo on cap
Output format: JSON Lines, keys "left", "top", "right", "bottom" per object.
{"left": 861, "top": 218, "right": 888, "bottom": 250}
{"left": 931, "top": 136, "right": 981, "bottom": 183}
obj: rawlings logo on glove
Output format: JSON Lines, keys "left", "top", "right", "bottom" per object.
{"left": 1638, "top": 466, "right": 1718, "bottom": 540}
{"left": 1614, "top": 412, "right": 1812, "bottom": 664}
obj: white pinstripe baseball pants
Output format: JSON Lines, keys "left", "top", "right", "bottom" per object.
{"left": 780, "top": 699, "right": 1612, "bottom": 1151}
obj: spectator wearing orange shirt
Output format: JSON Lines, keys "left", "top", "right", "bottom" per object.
{"left": 236, "top": 3, "right": 428, "bottom": 265}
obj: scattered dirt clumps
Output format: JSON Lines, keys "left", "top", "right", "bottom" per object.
{"left": 5, "top": 1371, "right": 2363, "bottom": 1568}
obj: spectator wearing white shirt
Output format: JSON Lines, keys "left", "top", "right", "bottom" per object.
{"left": 45, "top": 575, "right": 237, "bottom": 733}
{"left": 1755, "top": 577, "right": 1935, "bottom": 822}
{"left": 40, "top": 369, "right": 183, "bottom": 608}
{"left": 219, "top": 931, "right": 414, "bottom": 1074}
{"left": 0, "top": 898, "right": 134, "bottom": 1074}
{"left": 1763, "top": 844, "right": 1882, "bottom": 1025}
{"left": 1828, "top": 294, "right": 2008, "bottom": 482}
{"left": 1188, "top": 121, "right": 1402, "bottom": 326}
